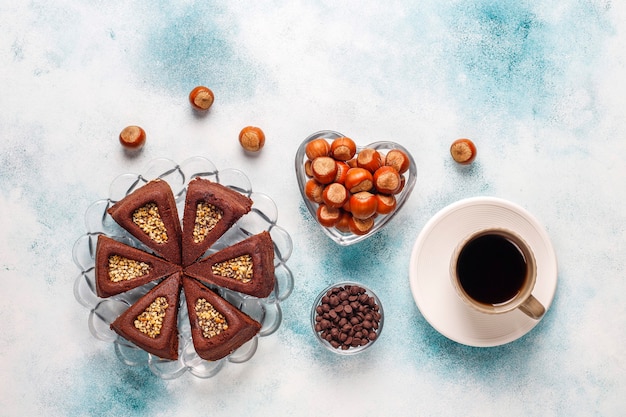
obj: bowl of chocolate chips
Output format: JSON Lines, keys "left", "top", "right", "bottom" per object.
{"left": 311, "top": 282, "right": 383, "bottom": 355}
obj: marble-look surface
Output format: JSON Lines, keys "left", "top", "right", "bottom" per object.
{"left": 1, "top": 1, "right": 624, "bottom": 416}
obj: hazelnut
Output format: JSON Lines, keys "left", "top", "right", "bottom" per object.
{"left": 375, "top": 194, "right": 397, "bottom": 215}
{"left": 348, "top": 215, "right": 375, "bottom": 235}
{"left": 356, "top": 148, "right": 383, "bottom": 173}
{"left": 334, "top": 161, "right": 350, "bottom": 184}
{"left": 322, "top": 183, "right": 349, "bottom": 208}
{"left": 239, "top": 126, "right": 265, "bottom": 152}
{"left": 450, "top": 138, "right": 477, "bottom": 164}
{"left": 304, "top": 160, "right": 313, "bottom": 177}
{"left": 119, "top": 125, "right": 146, "bottom": 150}
{"left": 385, "top": 149, "right": 410, "bottom": 174}
{"left": 305, "top": 179, "right": 325, "bottom": 203}
{"left": 335, "top": 211, "right": 352, "bottom": 233}
{"left": 305, "top": 138, "right": 331, "bottom": 160}
{"left": 373, "top": 166, "right": 402, "bottom": 195}
{"left": 317, "top": 204, "right": 342, "bottom": 227}
{"left": 189, "top": 86, "right": 214, "bottom": 111}
{"left": 344, "top": 168, "right": 373, "bottom": 193}
{"left": 330, "top": 137, "right": 357, "bottom": 161}
{"left": 311, "top": 156, "right": 338, "bottom": 184}
{"left": 349, "top": 191, "right": 378, "bottom": 220}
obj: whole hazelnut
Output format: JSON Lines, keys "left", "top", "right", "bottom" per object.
{"left": 119, "top": 125, "right": 146, "bottom": 150}
{"left": 239, "top": 126, "right": 265, "bottom": 152}
{"left": 450, "top": 138, "right": 477, "bottom": 164}
{"left": 189, "top": 86, "right": 214, "bottom": 111}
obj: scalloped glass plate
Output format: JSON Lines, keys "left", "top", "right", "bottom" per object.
{"left": 73, "top": 156, "right": 294, "bottom": 379}
{"left": 295, "top": 130, "right": 417, "bottom": 246}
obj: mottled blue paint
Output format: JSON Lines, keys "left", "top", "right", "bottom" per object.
{"left": 439, "top": 0, "right": 613, "bottom": 122}
{"left": 135, "top": 2, "right": 263, "bottom": 101}
{"left": 61, "top": 354, "right": 172, "bottom": 417}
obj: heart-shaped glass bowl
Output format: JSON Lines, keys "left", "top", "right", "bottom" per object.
{"left": 295, "top": 130, "right": 417, "bottom": 246}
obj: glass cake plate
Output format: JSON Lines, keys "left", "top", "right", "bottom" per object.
{"left": 72, "top": 157, "right": 294, "bottom": 379}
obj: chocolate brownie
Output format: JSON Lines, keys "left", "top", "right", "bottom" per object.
{"left": 182, "top": 276, "right": 261, "bottom": 362}
{"left": 95, "top": 235, "right": 181, "bottom": 298}
{"left": 110, "top": 273, "right": 182, "bottom": 360}
{"left": 183, "top": 231, "right": 275, "bottom": 298}
{"left": 181, "top": 178, "right": 252, "bottom": 266}
{"left": 107, "top": 179, "right": 182, "bottom": 264}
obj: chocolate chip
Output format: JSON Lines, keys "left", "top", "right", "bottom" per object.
{"left": 314, "top": 284, "right": 382, "bottom": 351}
{"left": 329, "top": 295, "right": 340, "bottom": 307}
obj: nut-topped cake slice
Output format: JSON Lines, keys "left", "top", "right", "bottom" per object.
{"left": 95, "top": 235, "right": 182, "bottom": 298}
{"left": 183, "top": 231, "right": 275, "bottom": 298}
{"left": 182, "top": 276, "right": 262, "bottom": 362}
{"left": 107, "top": 179, "right": 182, "bottom": 264}
{"left": 110, "top": 273, "right": 182, "bottom": 360}
{"left": 181, "top": 178, "right": 252, "bottom": 267}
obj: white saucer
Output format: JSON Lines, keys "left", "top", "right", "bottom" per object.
{"left": 409, "top": 197, "right": 558, "bottom": 347}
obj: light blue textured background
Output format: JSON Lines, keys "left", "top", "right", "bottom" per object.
{"left": 1, "top": 1, "right": 624, "bottom": 416}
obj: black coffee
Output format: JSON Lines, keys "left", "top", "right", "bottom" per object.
{"left": 456, "top": 234, "right": 527, "bottom": 305}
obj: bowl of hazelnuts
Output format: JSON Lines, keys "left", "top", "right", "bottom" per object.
{"left": 295, "top": 130, "right": 417, "bottom": 246}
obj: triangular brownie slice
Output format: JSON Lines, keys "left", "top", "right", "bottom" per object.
{"left": 183, "top": 231, "right": 275, "bottom": 298}
{"left": 110, "top": 273, "right": 182, "bottom": 360}
{"left": 181, "top": 178, "right": 252, "bottom": 266}
{"left": 107, "top": 179, "right": 182, "bottom": 265}
{"left": 95, "top": 235, "right": 182, "bottom": 298}
{"left": 182, "top": 276, "right": 261, "bottom": 361}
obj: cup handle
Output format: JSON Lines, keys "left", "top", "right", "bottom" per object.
{"left": 518, "top": 294, "right": 546, "bottom": 320}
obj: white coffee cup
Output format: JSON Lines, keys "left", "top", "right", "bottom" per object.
{"left": 449, "top": 228, "right": 545, "bottom": 319}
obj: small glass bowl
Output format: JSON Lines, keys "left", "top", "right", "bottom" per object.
{"left": 295, "top": 130, "right": 417, "bottom": 246}
{"left": 311, "top": 282, "right": 384, "bottom": 355}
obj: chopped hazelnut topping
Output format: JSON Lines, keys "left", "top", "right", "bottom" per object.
{"left": 211, "top": 254, "right": 253, "bottom": 283}
{"left": 108, "top": 255, "right": 151, "bottom": 282}
{"left": 193, "top": 202, "right": 223, "bottom": 243}
{"left": 195, "top": 298, "right": 229, "bottom": 339}
{"left": 134, "top": 297, "right": 168, "bottom": 338}
{"left": 132, "top": 203, "right": 168, "bottom": 243}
